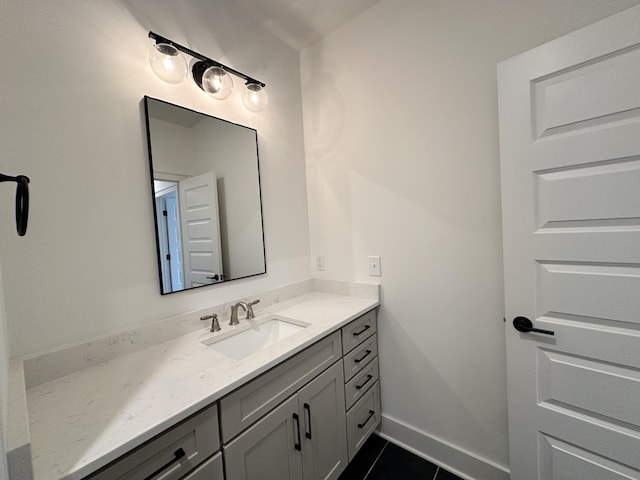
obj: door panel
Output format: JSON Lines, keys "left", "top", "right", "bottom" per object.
{"left": 532, "top": 45, "right": 640, "bottom": 139}
{"left": 536, "top": 262, "right": 640, "bottom": 324}
{"left": 534, "top": 315, "right": 640, "bottom": 371}
{"left": 498, "top": 5, "right": 640, "bottom": 479}
{"left": 535, "top": 159, "right": 640, "bottom": 228}
{"left": 538, "top": 404, "right": 640, "bottom": 472}
{"left": 539, "top": 435, "right": 639, "bottom": 480}
{"left": 537, "top": 349, "right": 640, "bottom": 426}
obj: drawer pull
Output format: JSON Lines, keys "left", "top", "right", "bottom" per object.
{"left": 352, "top": 324, "right": 371, "bottom": 337}
{"left": 354, "top": 349, "right": 372, "bottom": 364}
{"left": 303, "top": 403, "right": 313, "bottom": 439}
{"left": 357, "top": 410, "right": 375, "bottom": 429}
{"left": 355, "top": 374, "right": 373, "bottom": 390}
{"left": 143, "top": 448, "right": 186, "bottom": 480}
{"left": 293, "top": 413, "right": 302, "bottom": 451}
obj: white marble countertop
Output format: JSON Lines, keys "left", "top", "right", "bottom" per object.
{"left": 25, "top": 291, "right": 378, "bottom": 480}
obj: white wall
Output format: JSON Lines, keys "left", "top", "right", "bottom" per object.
{"left": 0, "top": 0, "right": 310, "bottom": 357}
{"left": 300, "top": 0, "right": 640, "bottom": 476}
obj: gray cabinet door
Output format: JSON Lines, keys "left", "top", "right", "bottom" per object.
{"left": 224, "top": 395, "right": 303, "bottom": 480}
{"left": 298, "top": 361, "right": 348, "bottom": 480}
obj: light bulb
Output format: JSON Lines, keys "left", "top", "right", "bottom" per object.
{"left": 148, "top": 43, "right": 187, "bottom": 84}
{"left": 202, "top": 66, "right": 233, "bottom": 100}
{"left": 242, "top": 83, "right": 268, "bottom": 112}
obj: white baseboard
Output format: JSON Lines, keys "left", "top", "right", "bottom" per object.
{"left": 379, "top": 414, "right": 510, "bottom": 480}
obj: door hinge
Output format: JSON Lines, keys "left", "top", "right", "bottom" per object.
{"left": 163, "top": 210, "right": 168, "bottom": 217}
{"left": 166, "top": 254, "right": 171, "bottom": 260}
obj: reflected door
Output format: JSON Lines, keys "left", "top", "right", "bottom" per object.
{"left": 178, "top": 172, "right": 224, "bottom": 288}
{"left": 499, "top": 6, "right": 640, "bottom": 479}
{"left": 155, "top": 185, "right": 184, "bottom": 293}
{"left": 164, "top": 195, "right": 184, "bottom": 291}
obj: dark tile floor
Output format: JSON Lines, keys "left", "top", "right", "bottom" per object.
{"left": 338, "top": 434, "right": 464, "bottom": 480}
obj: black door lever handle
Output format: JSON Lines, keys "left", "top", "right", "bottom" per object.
{"left": 513, "top": 316, "right": 554, "bottom": 336}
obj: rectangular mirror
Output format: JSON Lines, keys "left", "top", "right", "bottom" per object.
{"left": 144, "top": 97, "right": 266, "bottom": 295}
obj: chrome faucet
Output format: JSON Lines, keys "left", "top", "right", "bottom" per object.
{"left": 229, "top": 302, "right": 248, "bottom": 326}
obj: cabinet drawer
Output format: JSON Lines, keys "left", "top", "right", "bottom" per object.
{"left": 346, "top": 381, "right": 381, "bottom": 462}
{"left": 341, "top": 310, "right": 376, "bottom": 354}
{"left": 220, "top": 331, "right": 342, "bottom": 443}
{"left": 87, "top": 404, "right": 220, "bottom": 480}
{"left": 343, "top": 334, "right": 378, "bottom": 382}
{"left": 183, "top": 452, "right": 223, "bottom": 480}
{"left": 344, "top": 357, "right": 379, "bottom": 410}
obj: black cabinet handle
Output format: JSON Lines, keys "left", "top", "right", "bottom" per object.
{"left": 357, "top": 410, "right": 375, "bottom": 429}
{"left": 352, "top": 324, "right": 371, "bottom": 337}
{"left": 293, "top": 413, "right": 302, "bottom": 451}
{"left": 513, "top": 317, "right": 554, "bottom": 336}
{"left": 143, "top": 448, "right": 185, "bottom": 480}
{"left": 355, "top": 374, "right": 373, "bottom": 391}
{"left": 303, "top": 403, "right": 312, "bottom": 439}
{"left": 354, "top": 349, "right": 372, "bottom": 364}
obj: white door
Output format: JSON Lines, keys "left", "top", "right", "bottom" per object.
{"left": 155, "top": 190, "right": 185, "bottom": 293}
{"left": 499, "top": 6, "right": 640, "bottom": 480}
{"left": 178, "top": 172, "right": 224, "bottom": 288}
{"left": 164, "top": 195, "right": 184, "bottom": 291}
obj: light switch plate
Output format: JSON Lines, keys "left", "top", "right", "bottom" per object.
{"left": 368, "top": 256, "right": 381, "bottom": 276}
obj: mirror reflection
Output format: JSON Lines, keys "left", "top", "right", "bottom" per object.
{"left": 144, "top": 97, "right": 266, "bottom": 295}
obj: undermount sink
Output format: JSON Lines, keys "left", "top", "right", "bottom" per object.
{"left": 202, "top": 315, "right": 310, "bottom": 360}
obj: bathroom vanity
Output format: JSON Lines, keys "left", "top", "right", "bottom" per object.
{"left": 12, "top": 281, "right": 380, "bottom": 480}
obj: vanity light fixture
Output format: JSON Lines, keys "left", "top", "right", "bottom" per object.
{"left": 148, "top": 32, "right": 268, "bottom": 112}
{"left": 193, "top": 62, "right": 234, "bottom": 100}
{"left": 148, "top": 43, "right": 188, "bottom": 84}
{"left": 242, "top": 83, "right": 268, "bottom": 112}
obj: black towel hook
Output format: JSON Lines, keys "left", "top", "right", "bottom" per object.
{"left": 0, "top": 173, "right": 30, "bottom": 236}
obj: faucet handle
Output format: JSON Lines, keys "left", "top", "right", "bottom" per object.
{"left": 246, "top": 299, "right": 260, "bottom": 319}
{"left": 200, "top": 313, "right": 221, "bottom": 332}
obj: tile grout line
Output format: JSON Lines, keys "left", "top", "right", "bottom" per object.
{"left": 362, "top": 440, "right": 390, "bottom": 480}
{"left": 433, "top": 466, "right": 440, "bottom": 480}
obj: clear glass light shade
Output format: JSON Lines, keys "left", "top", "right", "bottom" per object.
{"left": 148, "top": 43, "right": 188, "bottom": 84}
{"left": 202, "top": 66, "right": 234, "bottom": 100}
{"left": 242, "top": 83, "right": 268, "bottom": 112}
